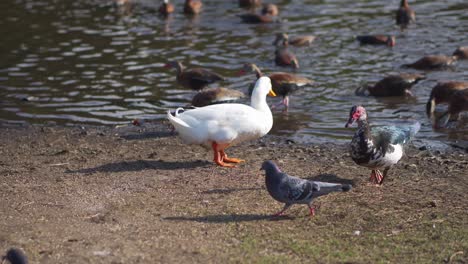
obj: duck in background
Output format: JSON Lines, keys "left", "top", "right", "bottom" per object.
{"left": 437, "top": 89, "right": 468, "bottom": 127}
{"left": 275, "top": 39, "right": 299, "bottom": 68}
{"left": 402, "top": 55, "right": 458, "bottom": 70}
{"left": 355, "top": 73, "right": 425, "bottom": 97}
{"left": 396, "top": 0, "right": 415, "bottom": 28}
{"left": 165, "top": 61, "right": 224, "bottom": 91}
{"left": 191, "top": 87, "right": 246, "bottom": 107}
{"left": 184, "top": 0, "right": 202, "bottom": 15}
{"left": 356, "top": 35, "right": 396, "bottom": 47}
{"left": 452, "top": 46, "right": 468, "bottom": 60}
{"left": 238, "top": 3, "right": 279, "bottom": 23}
{"left": 261, "top": 3, "right": 279, "bottom": 16}
{"left": 240, "top": 63, "right": 313, "bottom": 110}
{"left": 239, "top": 0, "right": 262, "bottom": 8}
{"left": 167, "top": 77, "right": 276, "bottom": 167}
{"left": 426, "top": 81, "right": 468, "bottom": 127}
{"left": 159, "top": 0, "right": 174, "bottom": 16}
{"left": 345, "top": 105, "right": 420, "bottom": 185}
{"left": 273, "top": 33, "right": 316, "bottom": 47}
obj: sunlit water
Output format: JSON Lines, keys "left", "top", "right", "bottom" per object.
{"left": 1, "top": 0, "right": 467, "bottom": 145}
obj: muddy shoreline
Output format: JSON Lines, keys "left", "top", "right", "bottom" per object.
{"left": 0, "top": 122, "right": 467, "bottom": 263}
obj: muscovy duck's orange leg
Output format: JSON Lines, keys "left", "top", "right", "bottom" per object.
{"left": 375, "top": 170, "right": 384, "bottom": 184}
{"left": 220, "top": 149, "right": 245, "bottom": 163}
{"left": 378, "top": 167, "right": 390, "bottom": 185}
{"left": 212, "top": 142, "right": 234, "bottom": 167}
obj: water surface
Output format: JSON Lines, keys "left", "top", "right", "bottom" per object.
{"left": 1, "top": 0, "right": 467, "bottom": 144}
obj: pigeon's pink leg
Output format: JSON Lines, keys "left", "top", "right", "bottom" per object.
{"left": 369, "top": 170, "right": 377, "bottom": 183}
{"left": 273, "top": 204, "right": 291, "bottom": 217}
{"left": 308, "top": 204, "right": 316, "bottom": 217}
{"left": 212, "top": 142, "right": 234, "bottom": 168}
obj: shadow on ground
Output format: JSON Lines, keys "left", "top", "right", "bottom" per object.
{"left": 68, "top": 160, "right": 210, "bottom": 174}
{"left": 201, "top": 187, "right": 263, "bottom": 195}
{"left": 163, "top": 214, "right": 293, "bottom": 223}
{"left": 305, "top": 173, "right": 355, "bottom": 186}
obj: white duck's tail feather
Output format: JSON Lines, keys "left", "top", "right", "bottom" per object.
{"left": 167, "top": 108, "right": 191, "bottom": 128}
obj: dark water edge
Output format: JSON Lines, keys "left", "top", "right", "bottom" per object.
{"left": 0, "top": 0, "right": 467, "bottom": 146}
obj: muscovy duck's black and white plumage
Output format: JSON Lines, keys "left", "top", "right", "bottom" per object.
{"left": 261, "top": 161, "right": 352, "bottom": 217}
{"left": 345, "top": 105, "right": 420, "bottom": 185}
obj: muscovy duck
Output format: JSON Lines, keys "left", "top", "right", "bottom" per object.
{"left": 345, "top": 105, "right": 420, "bottom": 185}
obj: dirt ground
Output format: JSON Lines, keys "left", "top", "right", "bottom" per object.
{"left": 0, "top": 122, "right": 467, "bottom": 263}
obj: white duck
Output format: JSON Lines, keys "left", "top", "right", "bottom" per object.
{"left": 167, "top": 76, "right": 276, "bottom": 167}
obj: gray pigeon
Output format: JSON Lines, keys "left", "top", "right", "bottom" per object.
{"left": 2, "top": 248, "right": 28, "bottom": 264}
{"left": 261, "top": 161, "right": 352, "bottom": 217}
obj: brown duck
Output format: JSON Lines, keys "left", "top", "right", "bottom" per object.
{"left": 396, "top": 0, "right": 415, "bottom": 26}
{"left": 159, "top": 0, "right": 174, "bottom": 16}
{"left": 426, "top": 81, "right": 468, "bottom": 125}
{"left": 356, "top": 73, "right": 425, "bottom": 97}
{"left": 240, "top": 63, "right": 313, "bottom": 109}
{"left": 261, "top": 3, "right": 279, "bottom": 16}
{"left": 239, "top": 0, "right": 262, "bottom": 8}
{"left": 439, "top": 89, "right": 468, "bottom": 126}
{"left": 191, "top": 88, "right": 246, "bottom": 107}
{"left": 238, "top": 3, "right": 278, "bottom": 23}
{"left": 403, "top": 55, "right": 458, "bottom": 70}
{"left": 356, "top": 35, "right": 396, "bottom": 46}
{"left": 453, "top": 46, "right": 468, "bottom": 59}
{"left": 275, "top": 40, "right": 299, "bottom": 68}
{"left": 165, "top": 61, "right": 224, "bottom": 91}
{"left": 273, "top": 33, "right": 316, "bottom": 47}
{"left": 184, "top": 0, "right": 202, "bottom": 15}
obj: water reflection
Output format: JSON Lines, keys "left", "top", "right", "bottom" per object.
{"left": 0, "top": 0, "right": 467, "bottom": 144}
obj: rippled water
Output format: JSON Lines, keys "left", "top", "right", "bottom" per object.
{"left": 1, "top": 0, "right": 467, "bottom": 144}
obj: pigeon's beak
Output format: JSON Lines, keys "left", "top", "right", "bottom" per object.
{"left": 268, "top": 89, "right": 277, "bottom": 97}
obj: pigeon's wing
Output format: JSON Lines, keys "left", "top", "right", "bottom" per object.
{"left": 279, "top": 175, "right": 314, "bottom": 203}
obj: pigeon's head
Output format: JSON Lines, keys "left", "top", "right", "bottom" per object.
{"left": 260, "top": 160, "right": 281, "bottom": 174}
{"left": 345, "top": 105, "right": 367, "bottom": 128}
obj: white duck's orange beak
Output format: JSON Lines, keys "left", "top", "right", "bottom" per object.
{"left": 268, "top": 89, "right": 277, "bottom": 97}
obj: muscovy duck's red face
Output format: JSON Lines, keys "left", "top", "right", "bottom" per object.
{"left": 345, "top": 105, "right": 366, "bottom": 127}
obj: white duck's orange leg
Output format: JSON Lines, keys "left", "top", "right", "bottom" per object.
{"left": 220, "top": 149, "right": 245, "bottom": 163}
{"left": 212, "top": 142, "right": 234, "bottom": 168}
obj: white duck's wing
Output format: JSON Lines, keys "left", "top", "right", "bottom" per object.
{"left": 168, "top": 103, "right": 265, "bottom": 145}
